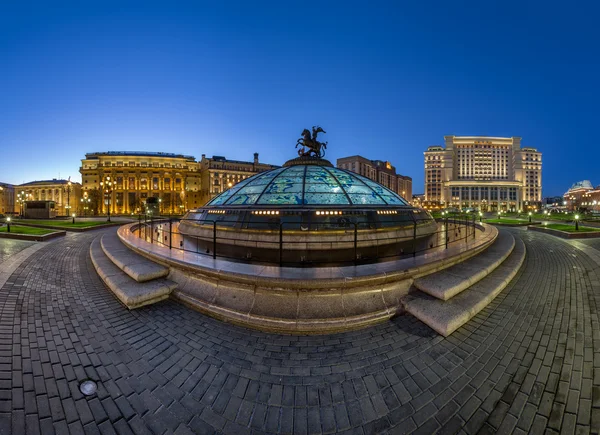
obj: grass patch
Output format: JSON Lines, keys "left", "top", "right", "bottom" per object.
{"left": 11, "top": 219, "right": 113, "bottom": 228}
{"left": 485, "top": 218, "right": 530, "bottom": 224}
{"left": 0, "top": 225, "right": 55, "bottom": 235}
{"left": 543, "top": 223, "right": 600, "bottom": 233}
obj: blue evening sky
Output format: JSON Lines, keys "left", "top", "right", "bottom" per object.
{"left": 1, "top": 1, "right": 598, "bottom": 196}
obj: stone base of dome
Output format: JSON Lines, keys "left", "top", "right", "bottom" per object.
{"left": 283, "top": 156, "right": 333, "bottom": 167}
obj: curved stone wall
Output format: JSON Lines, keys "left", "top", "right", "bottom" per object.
{"left": 118, "top": 222, "right": 497, "bottom": 333}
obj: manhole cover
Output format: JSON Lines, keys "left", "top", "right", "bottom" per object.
{"left": 79, "top": 379, "right": 98, "bottom": 396}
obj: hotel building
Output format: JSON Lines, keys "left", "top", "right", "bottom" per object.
{"left": 0, "top": 183, "right": 14, "bottom": 215}
{"left": 563, "top": 180, "right": 600, "bottom": 212}
{"left": 199, "top": 153, "right": 278, "bottom": 205}
{"left": 424, "top": 136, "right": 542, "bottom": 212}
{"left": 80, "top": 152, "right": 202, "bottom": 214}
{"left": 16, "top": 179, "right": 82, "bottom": 216}
{"left": 336, "top": 155, "right": 413, "bottom": 201}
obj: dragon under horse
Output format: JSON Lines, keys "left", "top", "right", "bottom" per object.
{"left": 296, "top": 126, "right": 328, "bottom": 158}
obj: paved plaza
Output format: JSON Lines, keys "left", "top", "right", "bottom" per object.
{"left": 0, "top": 228, "right": 599, "bottom": 434}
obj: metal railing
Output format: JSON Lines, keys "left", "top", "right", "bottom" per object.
{"left": 134, "top": 213, "right": 478, "bottom": 267}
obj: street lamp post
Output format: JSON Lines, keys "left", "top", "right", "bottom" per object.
{"left": 63, "top": 180, "right": 72, "bottom": 217}
{"left": 100, "top": 176, "right": 113, "bottom": 222}
{"left": 575, "top": 214, "right": 579, "bottom": 231}
{"left": 6, "top": 217, "right": 10, "bottom": 233}
{"left": 17, "top": 191, "right": 25, "bottom": 216}
{"left": 528, "top": 211, "right": 532, "bottom": 223}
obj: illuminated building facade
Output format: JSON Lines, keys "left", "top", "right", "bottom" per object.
{"left": 80, "top": 152, "right": 201, "bottom": 214}
{"left": 199, "top": 153, "right": 278, "bottom": 206}
{"left": 0, "top": 183, "right": 14, "bottom": 215}
{"left": 16, "top": 179, "right": 82, "bottom": 216}
{"left": 424, "top": 136, "right": 542, "bottom": 211}
{"left": 336, "top": 155, "right": 412, "bottom": 201}
{"left": 563, "top": 180, "right": 600, "bottom": 212}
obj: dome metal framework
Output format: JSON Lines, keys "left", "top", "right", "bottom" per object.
{"left": 206, "top": 164, "right": 409, "bottom": 208}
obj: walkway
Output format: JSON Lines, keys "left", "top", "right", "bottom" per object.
{"left": 0, "top": 229, "right": 599, "bottom": 434}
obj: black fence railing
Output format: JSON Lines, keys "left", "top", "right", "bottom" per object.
{"left": 134, "top": 214, "right": 478, "bottom": 267}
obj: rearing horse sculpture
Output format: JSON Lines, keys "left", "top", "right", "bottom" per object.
{"left": 296, "top": 126, "right": 328, "bottom": 158}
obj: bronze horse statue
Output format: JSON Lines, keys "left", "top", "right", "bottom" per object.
{"left": 296, "top": 126, "right": 328, "bottom": 158}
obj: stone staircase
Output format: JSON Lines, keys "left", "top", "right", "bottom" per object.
{"left": 403, "top": 230, "right": 526, "bottom": 336}
{"left": 90, "top": 230, "right": 177, "bottom": 309}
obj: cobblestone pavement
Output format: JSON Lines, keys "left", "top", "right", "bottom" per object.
{"left": 0, "top": 229, "right": 599, "bottom": 435}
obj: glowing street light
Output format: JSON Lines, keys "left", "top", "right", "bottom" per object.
{"left": 100, "top": 176, "right": 113, "bottom": 222}
{"left": 575, "top": 214, "right": 580, "bottom": 231}
{"left": 528, "top": 211, "right": 532, "bottom": 223}
{"left": 6, "top": 217, "right": 10, "bottom": 233}
{"left": 63, "top": 180, "right": 72, "bottom": 216}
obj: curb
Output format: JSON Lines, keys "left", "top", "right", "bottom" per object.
{"left": 528, "top": 225, "right": 600, "bottom": 239}
{"left": 0, "top": 230, "right": 66, "bottom": 241}
{"left": 9, "top": 221, "right": 124, "bottom": 232}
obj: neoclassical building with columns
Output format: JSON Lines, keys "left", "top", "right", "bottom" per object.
{"left": 80, "top": 152, "right": 202, "bottom": 214}
{"left": 16, "top": 179, "right": 82, "bottom": 216}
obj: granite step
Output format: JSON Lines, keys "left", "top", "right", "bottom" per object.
{"left": 91, "top": 236, "right": 176, "bottom": 309}
{"left": 403, "top": 235, "right": 526, "bottom": 337}
{"left": 413, "top": 230, "right": 515, "bottom": 300}
{"left": 101, "top": 230, "right": 169, "bottom": 282}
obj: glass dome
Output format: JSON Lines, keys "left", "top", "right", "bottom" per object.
{"left": 207, "top": 165, "right": 410, "bottom": 207}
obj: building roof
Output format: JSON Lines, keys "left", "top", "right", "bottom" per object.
{"left": 85, "top": 151, "right": 196, "bottom": 161}
{"left": 568, "top": 180, "right": 594, "bottom": 191}
{"left": 18, "top": 179, "right": 80, "bottom": 187}
{"left": 207, "top": 164, "right": 410, "bottom": 207}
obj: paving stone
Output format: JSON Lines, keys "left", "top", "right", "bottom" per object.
{"left": 1, "top": 228, "right": 600, "bottom": 433}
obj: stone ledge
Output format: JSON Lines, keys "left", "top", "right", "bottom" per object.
{"left": 101, "top": 231, "right": 169, "bottom": 282}
{"left": 118, "top": 223, "right": 498, "bottom": 288}
{"left": 0, "top": 230, "right": 66, "bottom": 241}
{"left": 114, "top": 222, "right": 500, "bottom": 333}
{"left": 413, "top": 230, "right": 515, "bottom": 300}
{"left": 90, "top": 236, "right": 176, "bottom": 309}
{"left": 528, "top": 225, "right": 600, "bottom": 239}
{"left": 403, "top": 235, "right": 526, "bottom": 336}
{"left": 13, "top": 221, "right": 124, "bottom": 232}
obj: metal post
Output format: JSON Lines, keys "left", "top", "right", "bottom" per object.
{"left": 213, "top": 221, "right": 217, "bottom": 259}
{"left": 169, "top": 218, "right": 172, "bottom": 250}
{"left": 279, "top": 223, "right": 283, "bottom": 266}
{"left": 138, "top": 214, "right": 141, "bottom": 238}
{"left": 354, "top": 223, "right": 358, "bottom": 264}
{"left": 413, "top": 221, "right": 417, "bottom": 257}
{"left": 150, "top": 215, "right": 153, "bottom": 244}
{"left": 473, "top": 215, "right": 476, "bottom": 240}
{"left": 445, "top": 217, "right": 448, "bottom": 249}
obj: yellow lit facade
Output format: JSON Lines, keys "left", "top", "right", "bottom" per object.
{"left": 424, "top": 136, "right": 542, "bottom": 211}
{"left": 80, "top": 152, "right": 201, "bottom": 214}
{"left": 199, "top": 153, "right": 278, "bottom": 205}
{"left": 0, "top": 183, "right": 14, "bottom": 215}
{"left": 15, "top": 179, "right": 82, "bottom": 216}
